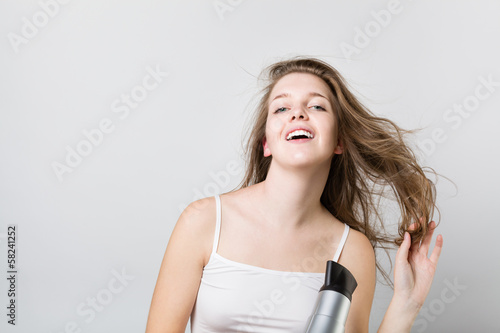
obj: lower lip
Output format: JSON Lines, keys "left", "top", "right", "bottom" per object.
{"left": 287, "top": 138, "right": 313, "bottom": 143}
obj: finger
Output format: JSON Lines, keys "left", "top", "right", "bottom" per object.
{"left": 396, "top": 231, "right": 411, "bottom": 264}
{"left": 408, "top": 222, "right": 417, "bottom": 231}
{"left": 419, "top": 220, "right": 436, "bottom": 255}
{"left": 429, "top": 234, "right": 444, "bottom": 265}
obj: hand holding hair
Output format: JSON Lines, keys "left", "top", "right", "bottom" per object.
{"left": 378, "top": 220, "right": 443, "bottom": 332}
{"left": 395, "top": 220, "right": 443, "bottom": 307}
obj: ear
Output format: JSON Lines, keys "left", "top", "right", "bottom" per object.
{"left": 334, "top": 137, "right": 344, "bottom": 154}
{"left": 262, "top": 136, "right": 272, "bottom": 157}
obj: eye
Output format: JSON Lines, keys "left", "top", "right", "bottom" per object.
{"left": 274, "top": 107, "right": 288, "bottom": 113}
{"left": 311, "top": 105, "right": 326, "bottom": 111}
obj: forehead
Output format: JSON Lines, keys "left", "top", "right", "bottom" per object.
{"left": 270, "top": 72, "right": 333, "bottom": 101}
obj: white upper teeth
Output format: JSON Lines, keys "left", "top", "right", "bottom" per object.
{"left": 287, "top": 130, "right": 313, "bottom": 140}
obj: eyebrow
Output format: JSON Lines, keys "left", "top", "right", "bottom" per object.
{"left": 271, "top": 92, "right": 329, "bottom": 102}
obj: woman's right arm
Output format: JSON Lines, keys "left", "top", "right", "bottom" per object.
{"left": 145, "top": 197, "right": 215, "bottom": 333}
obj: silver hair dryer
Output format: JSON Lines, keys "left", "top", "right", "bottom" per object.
{"left": 305, "top": 260, "right": 358, "bottom": 333}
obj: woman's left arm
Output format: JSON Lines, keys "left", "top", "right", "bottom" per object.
{"left": 378, "top": 220, "right": 444, "bottom": 332}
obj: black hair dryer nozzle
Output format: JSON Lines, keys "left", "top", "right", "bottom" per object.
{"left": 305, "top": 260, "right": 358, "bottom": 333}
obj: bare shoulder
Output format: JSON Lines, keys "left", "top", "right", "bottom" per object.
{"left": 340, "top": 227, "right": 377, "bottom": 332}
{"left": 342, "top": 228, "right": 376, "bottom": 265}
{"left": 181, "top": 195, "right": 216, "bottom": 224}
{"left": 145, "top": 196, "right": 218, "bottom": 332}
{"left": 176, "top": 196, "right": 218, "bottom": 267}
{"left": 339, "top": 227, "right": 376, "bottom": 279}
{"left": 338, "top": 228, "right": 376, "bottom": 295}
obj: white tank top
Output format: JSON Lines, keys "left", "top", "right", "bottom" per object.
{"left": 190, "top": 194, "right": 350, "bottom": 332}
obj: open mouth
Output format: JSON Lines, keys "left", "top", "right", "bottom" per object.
{"left": 286, "top": 129, "right": 314, "bottom": 141}
{"left": 288, "top": 134, "right": 310, "bottom": 140}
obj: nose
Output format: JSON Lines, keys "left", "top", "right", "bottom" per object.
{"left": 289, "top": 106, "right": 309, "bottom": 120}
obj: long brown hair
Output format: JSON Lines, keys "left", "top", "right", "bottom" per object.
{"left": 231, "top": 56, "right": 441, "bottom": 285}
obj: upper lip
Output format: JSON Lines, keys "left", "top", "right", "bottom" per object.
{"left": 285, "top": 126, "right": 315, "bottom": 140}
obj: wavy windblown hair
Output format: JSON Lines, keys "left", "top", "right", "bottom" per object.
{"left": 232, "top": 56, "right": 440, "bottom": 284}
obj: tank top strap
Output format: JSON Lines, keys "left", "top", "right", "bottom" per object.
{"left": 332, "top": 224, "right": 350, "bottom": 262}
{"left": 212, "top": 194, "right": 222, "bottom": 255}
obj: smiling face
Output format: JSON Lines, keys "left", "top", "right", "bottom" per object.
{"left": 263, "top": 72, "right": 343, "bottom": 168}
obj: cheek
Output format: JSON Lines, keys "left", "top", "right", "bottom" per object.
{"left": 266, "top": 116, "right": 285, "bottom": 134}
{"left": 319, "top": 121, "right": 338, "bottom": 146}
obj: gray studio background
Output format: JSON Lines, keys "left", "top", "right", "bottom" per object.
{"left": 1, "top": 0, "right": 499, "bottom": 332}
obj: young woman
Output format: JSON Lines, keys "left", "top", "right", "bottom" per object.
{"left": 145, "top": 57, "right": 444, "bottom": 332}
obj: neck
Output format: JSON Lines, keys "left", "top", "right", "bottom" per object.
{"left": 254, "top": 157, "right": 332, "bottom": 230}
